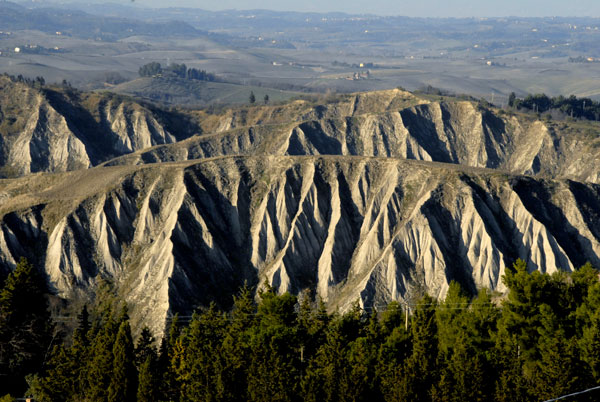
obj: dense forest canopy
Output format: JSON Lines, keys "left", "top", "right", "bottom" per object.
{"left": 2, "top": 259, "right": 600, "bottom": 401}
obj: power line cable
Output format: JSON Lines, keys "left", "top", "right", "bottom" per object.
{"left": 542, "top": 385, "right": 600, "bottom": 401}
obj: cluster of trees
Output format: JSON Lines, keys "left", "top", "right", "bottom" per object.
{"left": 2, "top": 72, "right": 46, "bottom": 88}
{"left": 1, "top": 73, "right": 76, "bottom": 90}
{"left": 138, "top": 62, "right": 218, "bottom": 82}
{"left": 5, "top": 259, "right": 600, "bottom": 401}
{"left": 249, "top": 91, "right": 269, "bottom": 105}
{"left": 508, "top": 91, "right": 600, "bottom": 120}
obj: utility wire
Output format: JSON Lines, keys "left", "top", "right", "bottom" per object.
{"left": 542, "top": 385, "right": 600, "bottom": 401}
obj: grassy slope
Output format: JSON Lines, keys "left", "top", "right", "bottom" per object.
{"left": 110, "top": 76, "right": 305, "bottom": 106}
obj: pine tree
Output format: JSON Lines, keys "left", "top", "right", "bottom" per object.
{"left": 76, "top": 305, "right": 91, "bottom": 343}
{"left": 108, "top": 320, "right": 137, "bottom": 402}
{"left": 180, "top": 304, "right": 227, "bottom": 401}
{"left": 86, "top": 310, "right": 118, "bottom": 401}
{"left": 70, "top": 306, "right": 91, "bottom": 399}
{"left": 35, "top": 346, "right": 76, "bottom": 402}
{"left": 249, "top": 91, "right": 256, "bottom": 104}
{"left": 157, "top": 314, "right": 183, "bottom": 401}
{"left": 498, "top": 259, "right": 549, "bottom": 362}
{"left": 400, "top": 294, "right": 439, "bottom": 402}
{"left": 303, "top": 316, "right": 345, "bottom": 402}
{"left": 247, "top": 286, "right": 300, "bottom": 401}
{"left": 447, "top": 332, "right": 487, "bottom": 401}
{"left": 532, "top": 304, "right": 587, "bottom": 400}
{"left": 137, "top": 355, "right": 158, "bottom": 402}
{"left": 220, "top": 284, "right": 256, "bottom": 401}
{"left": 581, "top": 310, "right": 600, "bottom": 381}
{"left": 378, "top": 311, "right": 411, "bottom": 402}
{"left": 303, "top": 304, "right": 364, "bottom": 402}
{"left": 135, "top": 326, "right": 157, "bottom": 368}
{"left": 436, "top": 281, "right": 469, "bottom": 356}
{"left": 32, "top": 305, "right": 92, "bottom": 401}
{"left": 0, "top": 257, "right": 53, "bottom": 396}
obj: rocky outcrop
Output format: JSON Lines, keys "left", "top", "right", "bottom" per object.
{"left": 4, "top": 79, "right": 600, "bottom": 184}
{"left": 0, "top": 77, "right": 189, "bottom": 176}
{"left": 106, "top": 98, "right": 600, "bottom": 184}
{"left": 2, "top": 156, "right": 600, "bottom": 335}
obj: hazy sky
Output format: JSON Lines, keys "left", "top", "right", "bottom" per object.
{"left": 129, "top": 0, "right": 600, "bottom": 17}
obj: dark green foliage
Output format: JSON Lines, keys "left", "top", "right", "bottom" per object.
{"left": 137, "top": 355, "right": 159, "bottom": 402}
{"left": 187, "top": 67, "right": 217, "bottom": 81}
{"left": 138, "top": 62, "right": 163, "bottom": 77}
{"left": 107, "top": 320, "right": 137, "bottom": 402}
{"left": 86, "top": 311, "right": 119, "bottom": 401}
{"left": 134, "top": 326, "right": 157, "bottom": 368}
{"left": 157, "top": 314, "right": 183, "bottom": 401}
{"left": 402, "top": 294, "right": 439, "bottom": 402}
{"left": 179, "top": 305, "right": 227, "bottom": 401}
{"left": 165, "top": 63, "right": 187, "bottom": 79}
{"left": 0, "top": 257, "right": 53, "bottom": 396}
{"left": 13, "top": 259, "right": 600, "bottom": 402}
{"left": 508, "top": 91, "right": 516, "bottom": 107}
{"left": 249, "top": 91, "right": 256, "bottom": 104}
{"left": 138, "top": 61, "right": 218, "bottom": 82}
{"left": 247, "top": 286, "right": 300, "bottom": 401}
{"left": 511, "top": 92, "right": 600, "bottom": 120}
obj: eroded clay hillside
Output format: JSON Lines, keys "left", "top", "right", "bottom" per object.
{"left": 4, "top": 82, "right": 600, "bottom": 334}
{"left": 0, "top": 76, "right": 199, "bottom": 176}
{"left": 3, "top": 78, "right": 600, "bottom": 183}
{"left": 106, "top": 89, "right": 600, "bottom": 183}
{"left": 1, "top": 156, "right": 600, "bottom": 335}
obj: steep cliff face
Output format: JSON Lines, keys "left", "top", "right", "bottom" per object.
{"left": 4, "top": 79, "right": 600, "bottom": 184}
{"left": 0, "top": 77, "right": 191, "bottom": 176}
{"left": 3, "top": 82, "right": 600, "bottom": 334}
{"left": 2, "top": 156, "right": 600, "bottom": 335}
{"left": 106, "top": 96, "right": 600, "bottom": 184}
